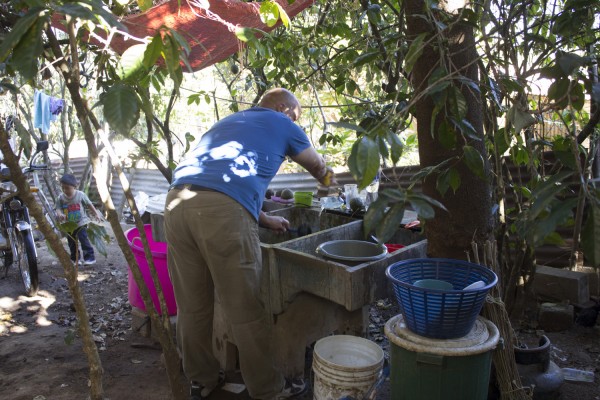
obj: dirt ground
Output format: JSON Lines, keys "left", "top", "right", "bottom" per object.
{"left": 0, "top": 223, "right": 599, "bottom": 400}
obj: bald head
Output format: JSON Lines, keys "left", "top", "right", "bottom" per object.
{"left": 258, "top": 88, "right": 301, "bottom": 122}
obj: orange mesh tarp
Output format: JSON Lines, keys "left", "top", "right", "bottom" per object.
{"left": 52, "top": 0, "right": 314, "bottom": 72}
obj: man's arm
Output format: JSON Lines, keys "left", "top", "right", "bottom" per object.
{"left": 259, "top": 210, "right": 290, "bottom": 232}
{"left": 290, "top": 147, "right": 335, "bottom": 186}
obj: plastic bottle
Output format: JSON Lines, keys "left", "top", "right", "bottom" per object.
{"left": 366, "top": 171, "right": 380, "bottom": 205}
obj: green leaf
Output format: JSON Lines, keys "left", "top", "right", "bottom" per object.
{"left": 14, "top": 119, "right": 32, "bottom": 158}
{"left": 405, "top": 33, "right": 427, "bottom": 74}
{"left": 184, "top": 132, "right": 195, "bottom": 153}
{"left": 348, "top": 136, "right": 380, "bottom": 189}
{"left": 163, "top": 35, "right": 182, "bottom": 90}
{"left": 458, "top": 119, "right": 479, "bottom": 141}
{"left": 376, "top": 203, "right": 405, "bottom": 243}
{"left": 569, "top": 82, "right": 585, "bottom": 111}
{"left": 448, "top": 86, "right": 467, "bottom": 119}
{"left": 0, "top": 81, "right": 18, "bottom": 95}
{"left": 379, "top": 188, "right": 407, "bottom": 203}
{"left": 143, "top": 35, "right": 164, "bottom": 69}
{"left": 409, "top": 191, "right": 446, "bottom": 213}
{"left": 260, "top": 0, "right": 280, "bottom": 28}
{"left": 385, "top": 131, "right": 404, "bottom": 165}
{"left": 235, "top": 27, "right": 256, "bottom": 43}
{"left": 512, "top": 146, "right": 529, "bottom": 166}
{"left": 87, "top": 221, "right": 111, "bottom": 258}
{"left": 533, "top": 198, "right": 577, "bottom": 245}
{"left": 329, "top": 121, "right": 367, "bottom": 133}
{"left": 353, "top": 51, "right": 380, "bottom": 68}
{"left": 56, "top": 1, "right": 125, "bottom": 31}
{"left": 10, "top": 19, "right": 44, "bottom": 82}
{"left": 100, "top": 84, "right": 140, "bottom": 135}
{"left": 407, "top": 196, "right": 435, "bottom": 220}
{"left": 366, "top": 4, "right": 382, "bottom": 25}
{"left": 543, "top": 231, "right": 566, "bottom": 246}
{"left": 55, "top": 3, "right": 99, "bottom": 21}
{"left": 60, "top": 221, "right": 79, "bottom": 235}
{"left": 377, "top": 136, "right": 389, "bottom": 160}
{"left": 552, "top": 137, "right": 577, "bottom": 170}
{"left": 428, "top": 66, "right": 450, "bottom": 95}
{"left": 438, "top": 121, "right": 457, "bottom": 149}
{"left": 499, "top": 76, "right": 525, "bottom": 94}
{"left": 493, "top": 128, "right": 510, "bottom": 156}
{"left": 118, "top": 44, "right": 147, "bottom": 80}
{"left": 436, "top": 167, "right": 460, "bottom": 197}
{"left": 409, "top": 159, "right": 454, "bottom": 188}
{"left": 448, "top": 167, "right": 461, "bottom": 193}
{"left": 456, "top": 76, "right": 481, "bottom": 94}
{"left": 169, "top": 28, "right": 192, "bottom": 56}
{"left": 507, "top": 105, "right": 537, "bottom": 133}
{"left": 581, "top": 203, "right": 600, "bottom": 268}
{"left": 430, "top": 90, "right": 447, "bottom": 137}
{"left": 528, "top": 171, "right": 573, "bottom": 219}
{"left": 138, "top": 0, "right": 153, "bottom": 12}
{"left": 463, "top": 145, "right": 486, "bottom": 179}
{"left": 273, "top": 1, "right": 291, "bottom": 28}
{"left": 363, "top": 197, "right": 388, "bottom": 236}
{"left": 548, "top": 78, "right": 571, "bottom": 103}
{"left": 557, "top": 52, "right": 585, "bottom": 76}
{"left": 436, "top": 169, "right": 450, "bottom": 197}
{"left": 0, "top": 7, "right": 44, "bottom": 63}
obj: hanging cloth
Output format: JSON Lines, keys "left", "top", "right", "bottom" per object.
{"left": 34, "top": 90, "right": 64, "bottom": 134}
{"left": 50, "top": 97, "right": 65, "bottom": 116}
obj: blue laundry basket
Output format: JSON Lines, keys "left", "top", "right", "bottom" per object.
{"left": 386, "top": 258, "right": 497, "bottom": 339}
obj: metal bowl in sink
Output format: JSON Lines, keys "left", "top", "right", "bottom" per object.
{"left": 316, "top": 240, "right": 388, "bottom": 262}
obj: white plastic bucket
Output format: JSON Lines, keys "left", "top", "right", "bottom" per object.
{"left": 312, "top": 335, "right": 384, "bottom": 400}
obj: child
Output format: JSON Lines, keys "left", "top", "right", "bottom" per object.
{"left": 56, "top": 173, "right": 100, "bottom": 265}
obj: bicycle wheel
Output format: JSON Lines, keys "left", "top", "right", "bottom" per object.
{"left": 15, "top": 230, "right": 39, "bottom": 296}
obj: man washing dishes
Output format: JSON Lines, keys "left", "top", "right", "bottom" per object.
{"left": 164, "top": 88, "right": 336, "bottom": 400}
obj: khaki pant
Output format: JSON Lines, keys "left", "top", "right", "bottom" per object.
{"left": 164, "top": 188, "right": 283, "bottom": 399}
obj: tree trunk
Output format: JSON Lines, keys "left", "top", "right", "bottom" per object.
{"left": 44, "top": 24, "right": 187, "bottom": 400}
{"left": 406, "top": 1, "right": 494, "bottom": 259}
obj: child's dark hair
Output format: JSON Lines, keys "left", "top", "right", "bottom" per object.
{"left": 60, "top": 173, "right": 77, "bottom": 187}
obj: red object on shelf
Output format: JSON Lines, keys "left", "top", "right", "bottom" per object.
{"left": 385, "top": 244, "right": 405, "bottom": 252}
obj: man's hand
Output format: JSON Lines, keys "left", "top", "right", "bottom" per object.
{"left": 260, "top": 214, "right": 290, "bottom": 233}
{"left": 318, "top": 166, "right": 337, "bottom": 187}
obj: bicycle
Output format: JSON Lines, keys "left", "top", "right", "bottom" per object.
{"left": 0, "top": 140, "right": 57, "bottom": 296}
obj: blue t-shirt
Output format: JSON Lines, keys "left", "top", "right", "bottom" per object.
{"left": 171, "top": 107, "right": 311, "bottom": 220}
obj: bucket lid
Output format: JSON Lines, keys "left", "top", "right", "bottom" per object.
{"left": 314, "top": 335, "right": 384, "bottom": 369}
{"left": 384, "top": 314, "right": 499, "bottom": 356}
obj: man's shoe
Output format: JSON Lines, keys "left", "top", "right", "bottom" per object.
{"left": 189, "top": 370, "right": 225, "bottom": 399}
{"left": 275, "top": 378, "right": 306, "bottom": 399}
{"left": 190, "top": 382, "right": 203, "bottom": 400}
{"left": 84, "top": 259, "right": 96, "bottom": 265}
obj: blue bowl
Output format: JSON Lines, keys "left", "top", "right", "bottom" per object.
{"left": 386, "top": 258, "right": 497, "bottom": 339}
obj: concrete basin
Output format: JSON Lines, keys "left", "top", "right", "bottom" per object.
{"left": 267, "top": 220, "right": 426, "bottom": 313}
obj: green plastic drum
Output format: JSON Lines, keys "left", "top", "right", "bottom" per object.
{"left": 384, "top": 314, "right": 499, "bottom": 400}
